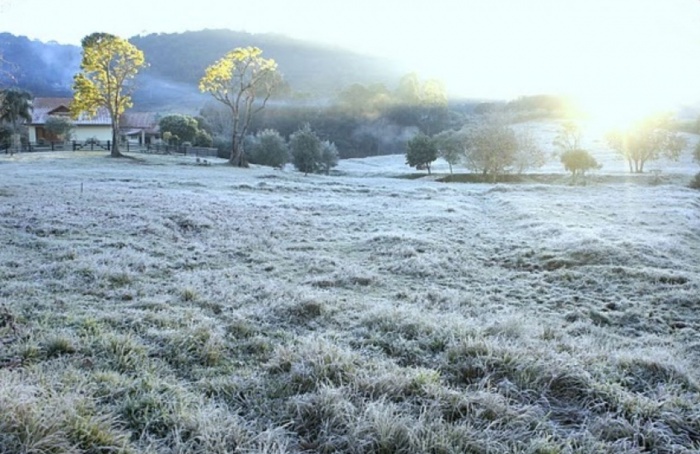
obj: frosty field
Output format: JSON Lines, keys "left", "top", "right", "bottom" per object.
{"left": 1, "top": 150, "right": 699, "bottom": 453}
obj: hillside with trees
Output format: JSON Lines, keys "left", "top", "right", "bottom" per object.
{"left": 0, "top": 30, "right": 403, "bottom": 110}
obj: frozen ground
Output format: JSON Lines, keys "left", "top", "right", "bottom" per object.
{"left": 337, "top": 120, "right": 700, "bottom": 180}
{"left": 0, "top": 147, "right": 699, "bottom": 453}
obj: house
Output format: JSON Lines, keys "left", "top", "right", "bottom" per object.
{"left": 28, "top": 97, "right": 160, "bottom": 146}
{"left": 28, "top": 98, "right": 112, "bottom": 144}
{"left": 120, "top": 112, "right": 160, "bottom": 146}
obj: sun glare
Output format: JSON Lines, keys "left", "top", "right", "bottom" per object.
{"left": 573, "top": 91, "right": 672, "bottom": 134}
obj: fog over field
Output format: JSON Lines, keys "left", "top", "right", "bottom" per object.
{"left": 1, "top": 148, "right": 699, "bottom": 452}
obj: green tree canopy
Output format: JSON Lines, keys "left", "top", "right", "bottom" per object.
{"left": 606, "top": 114, "right": 687, "bottom": 173}
{"left": 319, "top": 140, "right": 339, "bottom": 175}
{"left": 71, "top": 33, "right": 146, "bottom": 157}
{"left": 0, "top": 88, "right": 33, "bottom": 132}
{"left": 158, "top": 114, "right": 199, "bottom": 145}
{"left": 199, "top": 46, "right": 281, "bottom": 167}
{"left": 433, "top": 129, "right": 464, "bottom": 174}
{"left": 405, "top": 134, "right": 438, "bottom": 174}
{"left": 560, "top": 149, "right": 600, "bottom": 178}
{"left": 248, "top": 129, "right": 289, "bottom": 168}
{"left": 290, "top": 124, "right": 322, "bottom": 175}
{"left": 44, "top": 116, "right": 74, "bottom": 141}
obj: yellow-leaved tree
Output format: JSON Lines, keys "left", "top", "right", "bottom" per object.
{"left": 199, "top": 47, "right": 281, "bottom": 166}
{"left": 71, "top": 33, "right": 146, "bottom": 157}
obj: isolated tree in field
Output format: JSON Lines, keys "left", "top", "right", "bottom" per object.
{"left": 199, "top": 47, "right": 281, "bottom": 167}
{"left": 462, "top": 117, "right": 519, "bottom": 181}
{"left": 513, "top": 129, "right": 546, "bottom": 174}
{"left": 248, "top": 129, "right": 289, "bottom": 168}
{"left": 433, "top": 129, "right": 464, "bottom": 174}
{"left": 44, "top": 116, "right": 74, "bottom": 142}
{"left": 560, "top": 149, "right": 599, "bottom": 178}
{"left": 0, "top": 88, "right": 32, "bottom": 152}
{"left": 71, "top": 33, "right": 146, "bottom": 158}
{"left": 320, "top": 140, "right": 339, "bottom": 175}
{"left": 290, "top": 124, "right": 322, "bottom": 175}
{"left": 405, "top": 134, "right": 438, "bottom": 174}
{"left": 606, "top": 114, "right": 687, "bottom": 173}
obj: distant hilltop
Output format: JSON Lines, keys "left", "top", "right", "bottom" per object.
{"left": 0, "top": 29, "right": 404, "bottom": 111}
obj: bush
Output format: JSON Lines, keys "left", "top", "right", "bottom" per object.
{"left": 560, "top": 149, "right": 600, "bottom": 176}
{"left": 319, "top": 140, "right": 339, "bottom": 175}
{"left": 212, "top": 136, "right": 232, "bottom": 159}
{"left": 290, "top": 124, "right": 321, "bottom": 175}
{"left": 690, "top": 172, "right": 700, "bottom": 190}
{"left": 194, "top": 129, "right": 213, "bottom": 147}
{"left": 248, "top": 129, "right": 289, "bottom": 168}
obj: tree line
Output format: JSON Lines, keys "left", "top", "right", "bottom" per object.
{"left": 3, "top": 34, "right": 699, "bottom": 184}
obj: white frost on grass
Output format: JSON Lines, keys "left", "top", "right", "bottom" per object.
{"left": 0, "top": 149, "right": 699, "bottom": 452}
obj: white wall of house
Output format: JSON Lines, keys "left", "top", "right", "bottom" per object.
{"left": 28, "top": 126, "right": 38, "bottom": 143}
{"left": 28, "top": 125, "right": 113, "bottom": 143}
{"left": 72, "top": 126, "right": 113, "bottom": 142}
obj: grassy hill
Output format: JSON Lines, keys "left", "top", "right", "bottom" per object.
{"left": 1, "top": 151, "right": 699, "bottom": 452}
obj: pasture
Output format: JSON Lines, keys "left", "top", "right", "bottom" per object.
{"left": 1, "top": 148, "right": 699, "bottom": 453}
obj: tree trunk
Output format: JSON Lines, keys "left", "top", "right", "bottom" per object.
{"left": 448, "top": 163, "right": 453, "bottom": 174}
{"left": 229, "top": 133, "right": 248, "bottom": 167}
{"left": 111, "top": 119, "right": 122, "bottom": 157}
{"left": 427, "top": 164, "right": 431, "bottom": 175}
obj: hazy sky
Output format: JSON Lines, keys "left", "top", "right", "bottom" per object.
{"left": 2, "top": 0, "right": 700, "bottom": 113}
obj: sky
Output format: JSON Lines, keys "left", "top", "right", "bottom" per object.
{"left": 2, "top": 0, "right": 700, "bottom": 120}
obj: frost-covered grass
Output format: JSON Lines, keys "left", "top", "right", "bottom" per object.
{"left": 1, "top": 149, "right": 700, "bottom": 453}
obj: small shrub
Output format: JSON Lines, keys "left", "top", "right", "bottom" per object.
{"left": 689, "top": 171, "right": 700, "bottom": 190}
{"left": 44, "top": 335, "right": 77, "bottom": 358}
{"left": 560, "top": 149, "right": 600, "bottom": 176}
{"left": 181, "top": 287, "right": 198, "bottom": 302}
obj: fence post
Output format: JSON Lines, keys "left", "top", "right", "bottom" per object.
{"left": 51, "top": 142, "right": 55, "bottom": 151}
{"left": 73, "top": 141, "right": 77, "bottom": 151}
{"left": 107, "top": 141, "right": 111, "bottom": 151}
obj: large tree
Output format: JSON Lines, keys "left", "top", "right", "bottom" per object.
{"left": 71, "top": 33, "right": 146, "bottom": 158}
{"left": 462, "top": 117, "right": 519, "bottom": 181}
{"left": 0, "top": 88, "right": 33, "bottom": 153}
{"left": 158, "top": 114, "right": 199, "bottom": 145}
{"left": 199, "top": 47, "right": 281, "bottom": 166}
{"left": 606, "top": 114, "right": 687, "bottom": 173}
{"left": 0, "top": 88, "right": 33, "bottom": 131}
{"left": 433, "top": 129, "right": 464, "bottom": 174}
{"left": 405, "top": 134, "right": 438, "bottom": 174}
